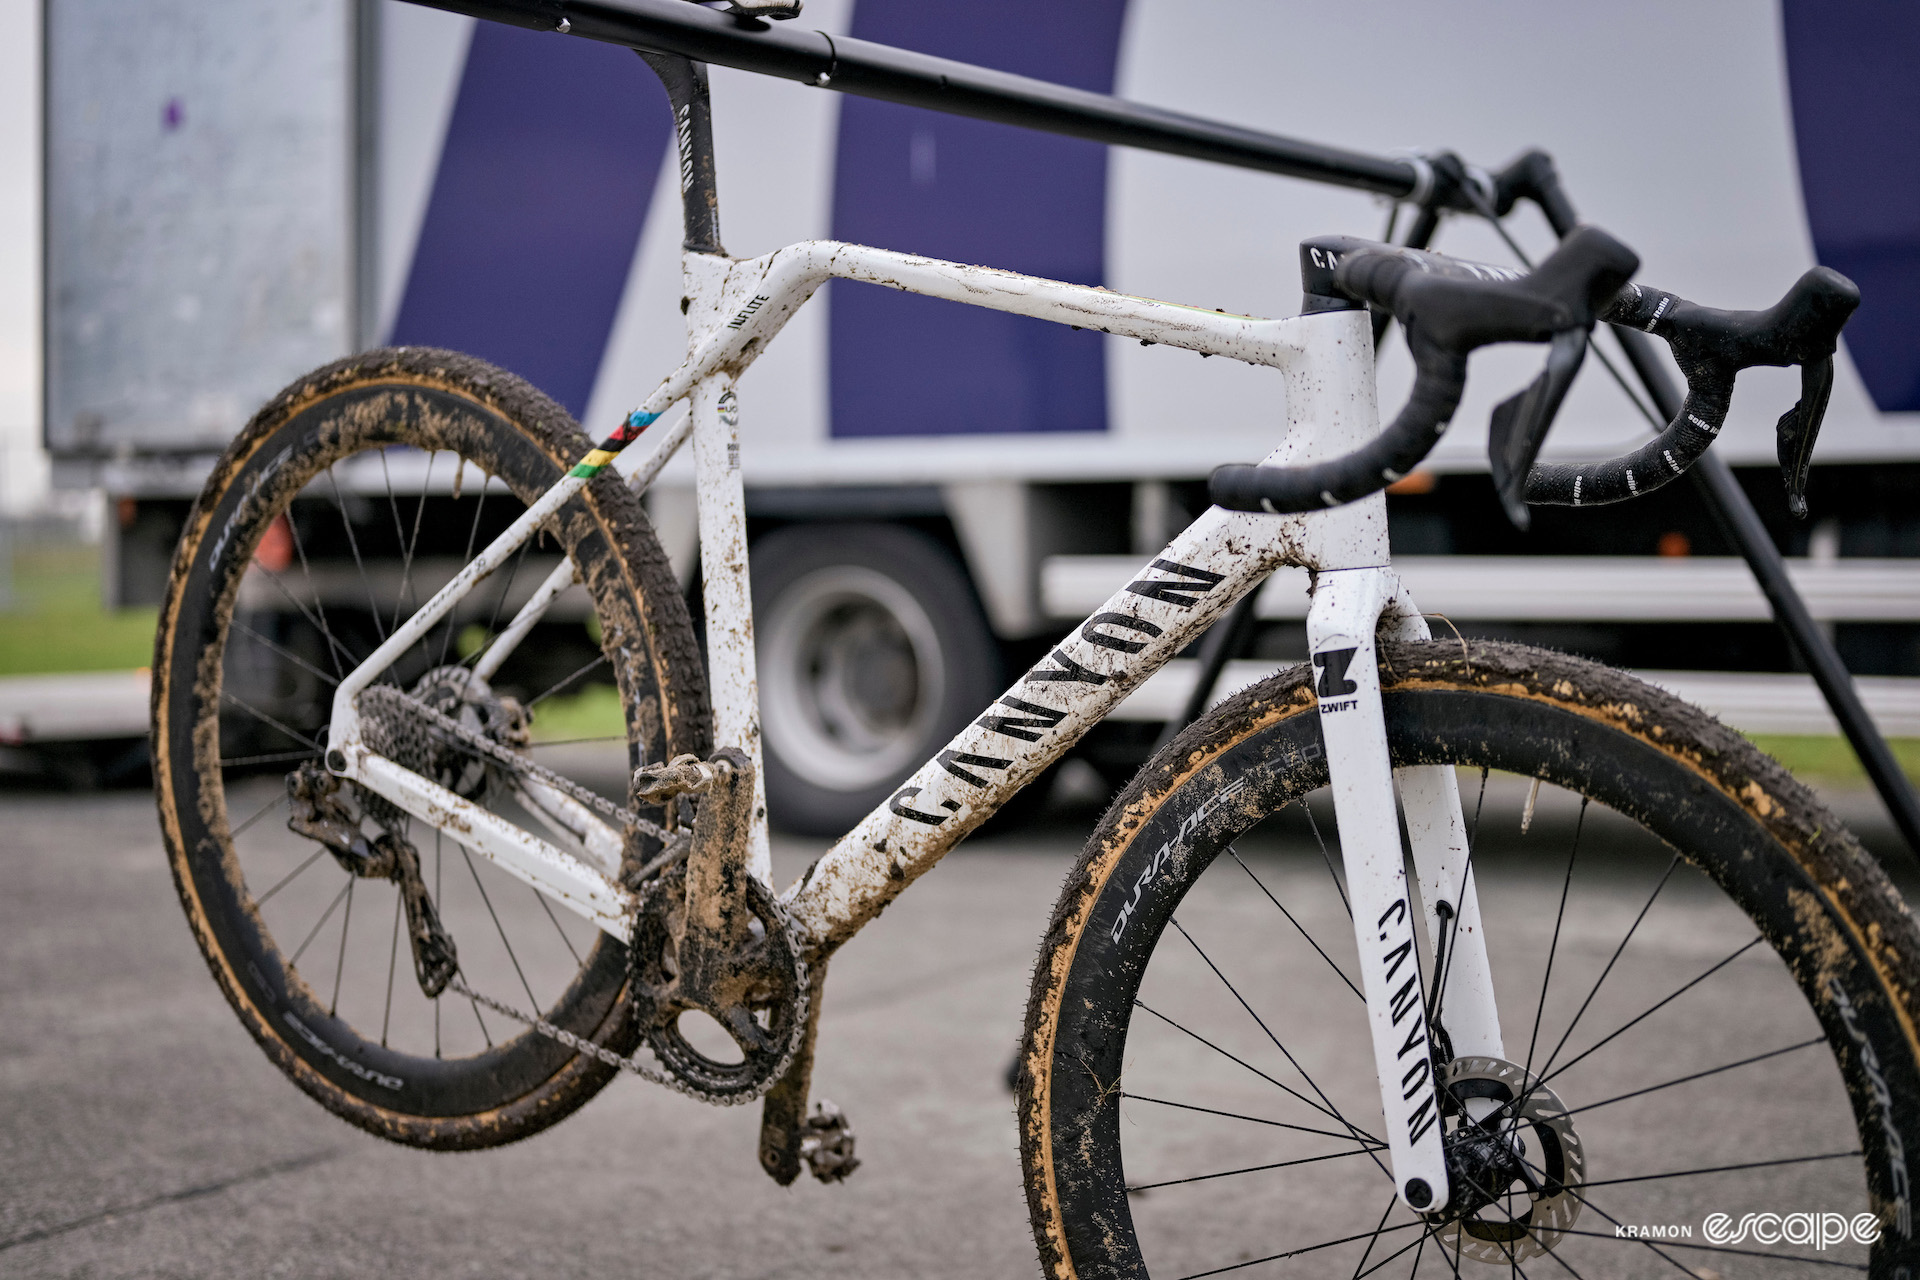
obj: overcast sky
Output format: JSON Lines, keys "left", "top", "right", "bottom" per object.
{"left": 0, "top": 0, "right": 42, "bottom": 512}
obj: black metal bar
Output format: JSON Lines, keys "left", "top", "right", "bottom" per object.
{"left": 405, "top": 0, "right": 1424, "bottom": 201}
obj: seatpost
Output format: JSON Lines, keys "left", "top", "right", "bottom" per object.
{"left": 638, "top": 50, "right": 725, "bottom": 255}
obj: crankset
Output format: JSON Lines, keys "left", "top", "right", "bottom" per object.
{"left": 1423, "top": 1055, "right": 1585, "bottom": 1264}
{"left": 627, "top": 749, "right": 809, "bottom": 1101}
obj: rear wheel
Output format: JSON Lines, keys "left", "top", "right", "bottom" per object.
{"left": 152, "top": 348, "right": 708, "bottom": 1150}
{"left": 1020, "top": 639, "right": 1920, "bottom": 1277}
{"left": 753, "top": 522, "right": 1001, "bottom": 835}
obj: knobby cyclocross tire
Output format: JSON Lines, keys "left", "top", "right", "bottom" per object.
{"left": 153, "top": 348, "right": 708, "bottom": 1150}
{"left": 1020, "top": 639, "right": 1920, "bottom": 1278}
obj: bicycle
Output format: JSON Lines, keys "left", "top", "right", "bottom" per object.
{"left": 149, "top": 30, "right": 1920, "bottom": 1279}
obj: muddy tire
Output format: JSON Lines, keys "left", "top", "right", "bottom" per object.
{"left": 152, "top": 348, "right": 708, "bottom": 1150}
{"left": 1020, "top": 639, "right": 1920, "bottom": 1277}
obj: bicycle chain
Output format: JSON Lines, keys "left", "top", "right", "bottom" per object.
{"left": 357, "top": 682, "right": 673, "bottom": 845}
{"left": 443, "top": 871, "right": 809, "bottom": 1108}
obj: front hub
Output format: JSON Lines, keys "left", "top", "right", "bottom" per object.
{"left": 1425, "top": 1055, "right": 1585, "bottom": 1264}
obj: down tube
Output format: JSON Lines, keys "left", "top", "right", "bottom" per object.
{"left": 781, "top": 505, "right": 1292, "bottom": 952}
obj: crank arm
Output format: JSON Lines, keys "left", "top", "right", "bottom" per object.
{"left": 1307, "top": 568, "right": 1452, "bottom": 1213}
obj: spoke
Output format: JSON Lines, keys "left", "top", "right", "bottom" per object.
{"left": 228, "top": 791, "right": 286, "bottom": 841}
{"left": 466, "top": 530, "right": 535, "bottom": 676}
{"left": 327, "top": 464, "right": 387, "bottom": 642}
{"left": 1168, "top": 917, "right": 1380, "bottom": 1144}
{"left": 1542, "top": 936, "right": 1764, "bottom": 1086}
{"left": 1356, "top": 1228, "right": 1440, "bottom": 1280}
{"left": 289, "top": 877, "right": 352, "bottom": 968}
{"left": 1575, "top": 1148, "right": 1860, "bottom": 1191}
{"left": 528, "top": 734, "right": 628, "bottom": 749}
{"left": 381, "top": 888, "right": 402, "bottom": 1048}
{"left": 434, "top": 832, "right": 443, "bottom": 1058}
{"left": 1227, "top": 845, "right": 1362, "bottom": 1002}
{"left": 462, "top": 846, "right": 540, "bottom": 1013}
{"left": 1129, "top": 1146, "right": 1379, "bottom": 1193}
{"left": 1524, "top": 797, "right": 1586, "bottom": 1084}
{"left": 248, "top": 559, "right": 360, "bottom": 678}
{"left": 1562, "top": 1035, "right": 1826, "bottom": 1117}
{"left": 1173, "top": 1220, "right": 1424, "bottom": 1280}
{"left": 1536, "top": 851, "right": 1681, "bottom": 1083}
{"left": 1132, "top": 999, "right": 1377, "bottom": 1141}
{"left": 438, "top": 478, "right": 491, "bottom": 668}
{"left": 532, "top": 884, "right": 582, "bottom": 966}
{"left": 283, "top": 502, "right": 350, "bottom": 682}
{"left": 220, "top": 690, "right": 322, "bottom": 751}
{"left": 389, "top": 449, "right": 432, "bottom": 636}
{"left": 527, "top": 654, "right": 610, "bottom": 709}
{"left": 1303, "top": 800, "right": 1352, "bottom": 919}
{"left": 1350, "top": 1193, "right": 1400, "bottom": 1280}
{"left": 232, "top": 618, "right": 340, "bottom": 689}
{"left": 219, "top": 749, "right": 323, "bottom": 769}
{"left": 468, "top": 993, "right": 493, "bottom": 1048}
{"left": 1509, "top": 1151, "right": 1736, "bottom": 1278}
{"left": 329, "top": 877, "right": 355, "bottom": 1016}
{"left": 1120, "top": 1092, "right": 1385, "bottom": 1146}
{"left": 1540, "top": 1225, "right": 1865, "bottom": 1271}
{"left": 256, "top": 846, "right": 328, "bottom": 907}
{"left": 1429, "top": 766, "right": 1489, "bottom": 1029}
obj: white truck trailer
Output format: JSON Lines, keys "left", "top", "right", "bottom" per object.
{"left": 44, "top": 0, "right": 1920, "bottom": 828}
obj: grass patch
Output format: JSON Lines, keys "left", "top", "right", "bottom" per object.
{"left": 528, "top": 682, "right": 626, "bottom": 743}
{"left": 0, "top": 542, "right": 159, "bottom": 676}
{"left": 1747, "top": 733, "right": 1920, "bottom": 787}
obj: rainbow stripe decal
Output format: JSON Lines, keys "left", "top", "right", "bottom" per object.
{"left": 569, "top": 409, "right": 661, "bottom": 478}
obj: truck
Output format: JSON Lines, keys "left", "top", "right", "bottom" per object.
{"left": 43, "top": 0, "right": 1920, "bottom": 830}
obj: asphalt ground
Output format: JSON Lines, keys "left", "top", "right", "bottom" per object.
{"left": 0, "top": 766, "right": 1912, "bottom": 1279}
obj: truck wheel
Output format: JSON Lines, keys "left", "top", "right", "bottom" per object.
{"left": 753, "top": 523, "right": 1001, "bottom": 836}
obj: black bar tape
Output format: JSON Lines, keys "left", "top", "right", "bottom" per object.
{"left": 1524, "top": 267, "right": 1858, "bottom": 508}
{"left": 1522, "top": 283, "right": 1729, "bottom": 507}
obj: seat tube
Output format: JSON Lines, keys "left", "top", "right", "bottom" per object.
{"left": 1306, "top": 566, "right": 1452, "bottom": 1213}
{"left": 691, "top": 373, "right": 772, "bottom": 884}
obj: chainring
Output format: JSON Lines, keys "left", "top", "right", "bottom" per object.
{"left": 1426, "top": 1055, "right": 1585, "bottom": 1264}
{"left": 627, "top": 861, "right": 808, "bottom": 1100}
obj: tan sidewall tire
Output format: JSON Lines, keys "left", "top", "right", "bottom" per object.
{"left": 1019, "top": 639, "right": 1920, "bottom": 1279}
{"left": 152, "top": 348, "right": 708, "bottom": 1150}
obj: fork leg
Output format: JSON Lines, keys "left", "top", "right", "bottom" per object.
{"left": 1307, "top": 566, "right": 1452, "bottom": 1213}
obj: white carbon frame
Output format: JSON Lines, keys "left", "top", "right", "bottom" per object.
{"left": 318, "top": 239, "right": 1503, "bottom": 1211}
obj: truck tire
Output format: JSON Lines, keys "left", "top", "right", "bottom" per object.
{"left": 753, "top": 522, "right": 1001, "bottom": 836}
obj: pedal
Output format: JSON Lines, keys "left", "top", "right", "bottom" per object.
{"left": 632, "top": 752, "right": 730, "bottom": 804}
{"left": 799, "top": 1100, "right": 860, "bottom": 1183}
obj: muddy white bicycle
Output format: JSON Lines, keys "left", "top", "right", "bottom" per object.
{"left": 151, "top": 26, "right": 1920, "bottom": 1279}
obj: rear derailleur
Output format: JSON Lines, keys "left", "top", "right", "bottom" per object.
{"left": 285, "top": 762, "right": 458, "bottom": 997}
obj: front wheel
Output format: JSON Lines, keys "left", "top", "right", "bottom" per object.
{"left": 1020, "top": 639, "right": 1920, "bottom": 1278}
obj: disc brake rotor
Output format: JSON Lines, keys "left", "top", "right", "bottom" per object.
{"left": 1427, "top": 1054, "right": 1585, "bottom": 1264}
